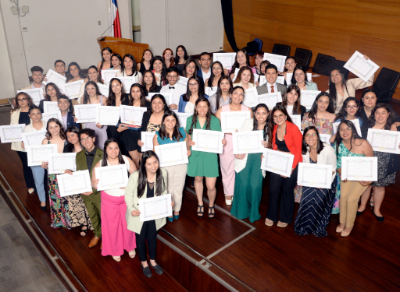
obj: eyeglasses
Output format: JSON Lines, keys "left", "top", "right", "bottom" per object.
{"left": 80, "top": 137, "right": 93, "bottom": 142}
{"left": 346, "top": 105, "right": 358, "bottom": 109}
{"left": 168, "top": 75, "right": 178, "bottom": 79}
{"left": 17, "top": 98, "right": 28, "bottom": 102}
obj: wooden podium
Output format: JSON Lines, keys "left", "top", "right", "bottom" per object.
{"left": 97, "top": 37, "right": 149, "bottom": 63}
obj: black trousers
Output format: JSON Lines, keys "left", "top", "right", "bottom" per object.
{"left": 16, "top": 151, "right": 35, "bottom": 189}
{"left": 267, "top": 166, "right": 298, "bottom": 224}
{"left": 135, "top": 220, "right": 157, "bottom": 262}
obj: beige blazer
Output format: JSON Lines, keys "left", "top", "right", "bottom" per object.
{"left": 10, "top": 109, "right": 25, "bottom": 151}
{"left": 302, "top": 143, "right": 337, "bottom": 183}
{"left": 125, "top": 168, "right": 168, "bottom": 234}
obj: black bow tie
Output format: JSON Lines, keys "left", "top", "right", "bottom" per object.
{"left": 169, "top": 86, "right": 175, "bottom": 89}
{"left": 85, "top": 151, "right": 95, "bottom": 156}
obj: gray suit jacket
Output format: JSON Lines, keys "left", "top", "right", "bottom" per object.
{"left": 257, "top": 82, "right": 287, "bottom": 95}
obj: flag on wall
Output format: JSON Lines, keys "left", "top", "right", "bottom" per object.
{"left": 110, "top": 0, "right": 122, "bottom": 38}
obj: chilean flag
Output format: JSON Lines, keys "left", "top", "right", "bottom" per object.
{"left": 110, "top": 0, "right": 122, "bottom": 38}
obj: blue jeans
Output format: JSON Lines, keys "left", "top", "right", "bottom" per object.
{"left": 31, "top": 166, "right": 46, "bottom": 203}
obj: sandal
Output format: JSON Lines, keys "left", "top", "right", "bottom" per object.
{"left": 197, "top": 205, "right": 204, "bottom": 217}
{"left": 80, "top": 225, "right": 88, "bottom": 237}
{"left": 370, "top": 193, "right": 374, "bottom": 207}
{"left": 208, "top": 206, "right": 215, "bottom": 219}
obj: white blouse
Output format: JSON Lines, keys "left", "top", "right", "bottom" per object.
{"left": 98, "top": 155, "right": 130, "bottom": 197}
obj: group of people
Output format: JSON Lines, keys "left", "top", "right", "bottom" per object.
{"left": 8, "top": 45, "right": 400, "bottom": 277}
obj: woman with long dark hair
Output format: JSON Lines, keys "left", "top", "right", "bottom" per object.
{"left": 182, "top": 58, "right": 198, "bottom": 79}
{"left": 152, "top": 56, "right": 167, "bottom": 86}
{"left": 209, "top": 76, "right": 233, "bottom": 114}
{"left": 233, "top": 67, "right": 256, "bottom": 90}
{"left": 92, "top": 139, "right": 136, "bottom": 262}
{"left": 66, "top": 62, "right": 88, "bottom": 83}
{"left": 117, "top": 54, "right": 142, "bottom": 83}
{"left": 229, "top": 49, "right": 256, "bottom": 80}
{"left": 97, "top": 47, "right": 113, "bottom": 72}
{"left": 178, "top": 76, "right": 208, "bottom": 113}
{"left": 78, "top": 65, "right": 103, "bottom": 101}
{"left": 253, "top": 51, "right": 264, "bottom": 75}
{"left": 39, "top": 83, "right": 72, "bottom": 113}
{"left": 125, "top": 151, "right": 171, "bottom": 277}
{"left": 110, "top": 53, "right": 122, "bottom": 71}
{"left": 174, "top": 45, "right": 189, "bottom": 74}
{"left": 141, "top": 70, "right": 161, "bottom": 100}
{"left": 291, "top": 65, "right": 318, "bottom": 90}
{"left": 137, "top": 49, "right": 154, "bottom": 75}
{"left": 280, "top": 84, "right": 306, "bottom": 120}
{"left": 205, "top": 61, "right": 224, "bottom": 91}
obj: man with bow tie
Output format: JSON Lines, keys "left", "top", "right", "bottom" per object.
{"left": 160, "top": 67, "right": 186, "bottom": 111}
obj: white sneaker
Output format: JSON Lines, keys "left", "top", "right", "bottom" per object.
{"left": 225, "top": 198, "right": 232, "bottom": 205}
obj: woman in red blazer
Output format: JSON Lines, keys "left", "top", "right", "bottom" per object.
{"left": 265, "top": 104, "right": 303, "bottom": 228}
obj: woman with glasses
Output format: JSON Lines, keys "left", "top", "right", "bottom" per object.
{"left": 178, "top": 76, "right": 208, "bottom": 113}
{"left": 204, "top": 61, "right": 224, "bottom": 92}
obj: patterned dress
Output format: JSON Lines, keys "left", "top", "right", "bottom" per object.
{"left": 371, "top": 151, "right": 396, "bottom": 187}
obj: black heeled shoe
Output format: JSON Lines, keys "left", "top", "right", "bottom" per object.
{"left": 373, "top": 211, "right": 384, "bottom": 222}
{"left": 197, "top": 205, "right": 204, "bottom": 217}
{"left": 357, "top": 204, "right": 366, "bottom": 216}
{"left": 208, "top": 206, "right": 215, "bottom": 219}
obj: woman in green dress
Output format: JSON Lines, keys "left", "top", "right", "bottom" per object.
{"left": 231, "top": 104, "right": 270, "bottom": 223}
{"left": 186, "top": 97, "right": 225, "bottom": 218}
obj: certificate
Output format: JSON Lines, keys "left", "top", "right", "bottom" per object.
{"left": 96, "top": 106, "right": 120, "bottom": 126}
{"left": 147, "top": 92, "right": 159, "bottom": 101}
{"left": 263, "top": 53, "right": 286, "bottom": 72}
{"left": 367, "top": 128, "right": 400, "bottom": 154}
{"left": 139, "top": 193, "right": 172, "bottom": 222}
{"left": 116, "top": 76, "right": 135, "bottom": 94}
{"left": 0, "top": 124, "right": 25, "bottom": 143}
{"left": 176, "top": 113, "right": 192, "bottom": 128}
{"left": 95, "top": 164, "right": 129, "bottom": 191}
{"left": 192, "top": 129, "right": 224, "bottom": 154}
{"left": 333, "top": 119, "right": 362, "bottom": 137}
{"left": 17, "top": 88, "right": 44, "bottom": 106}
{"left": 102, "top": 70, "right": 119, "bottom": 84}
{"left": 220, "top": 111, "right": 251, "bottom": 133}
{"left": 205, "top": 87, "right": 217, "bottom": 97}
{"left": 344, "top": 51, "right": 379, "bottom": 82}
{"left": 231, "top": 68, "right": 240, "bottom": 82}
{"left": 141, "top": 132, "right": 156, "bottom": 152}
{"left": 161, "top": 92, "right": 173, "bottom": 105}
{"left": 213, "top": 52, "right": 236, "bottom": 70}
{"left": 48, "top": 153, "right": 77, "bottom": 174}
{"left": 120, "top": 106, "right": 147, "bottom": 126}
{"left": 300, "top": 90, "right": 321, "bottom": 110}
{"left": 258, "top": 92, "right": 283, "bottom": 110}
{"left": 289, "top": 114, "right": 301, "bottom": 131}
{"left": 341, "top": 157, "right": 378, "bottom": 181}
{"left": 277, "top": 76, "right": 285, "bottom": 84}
{"left": 297, "top": 163, "right": 333, "bottom": 189}
{"left": 22, "top": 130, "right": 46, "bottom": 147}
{"left": 307, "top": 73, "right": 312, "bottom": 81}
{"left": 43, "top": 101, "right": 59, "bottom": 113}
{"left": 57, "top": 170, "right": 92, "bottom": 197}
{"left": 177, "top": 76, "right": 188, "bottom": 87}
{"left": 319, "top": 134, "right": 332, "bottom": 144}
{"left": 286, "top": 73, "right": 293, "bottom": 86}
{"left": 42, "top": 111, "right": 62, "bottom": 124}
{"left": 254, "top": 73, "right": 259, "bottom": 83}
{"left": 243, "top": 87, "right": 259, "bottom": 108}
{"left": 26, "top": 144, "right": 58, "bottom": 166}
{"left": 232, "top": 130, "right": 264, "bottom": 154}
{"left": 155, "top": 141, "right": 188, "bottom": 167}
{"left": 74, "top": 104, "right": 100, "bottom": 123}
{"left": 97, "top": 83, "right": 109, "bottom": 97}
{"left": 61, "top": 80, "right": 84, "bottom": 99}
{"left": 261, "top": 148, "right": 294, "bottom": 177}
{"left": 259, "top": 76, "right": 266, "bottom": 86}
{"left": 44, "top": 69, "right": 66, "bottom": 88}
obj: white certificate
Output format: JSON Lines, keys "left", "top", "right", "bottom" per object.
{"left": 300, "top": 90, "right": 321, "bottom": 110}
{"left": 43, "top": 101, "right": 59, "bottom": 113}
{"left": 22, "top": 130, "right": 46, "bottom": 147}
{"left": 232, "top": 130, "right": 264, "bottom": 154}
{"left": 139, "top": 193, "right": 172, "bottom": 222}
{"left": 102, "top": 70, "right": 119, "bottom": 84}
{"left": 61, "top": 80, "right": 84, "bottom": 99}
{"left": 263, "top": 53, "right": 286, "bottom": 72}
{"left": 307, "top": 73, "right": 312, "bottom": 81}
{"left": 333, "top": 119, "right": 362, "bottom": 137}
{"left": 177, "top": 76, "right": 188, "bottom": 87}
{"left": 261, "top": 148, "right": 294, "bottom": 177}
{"left": 44, "top": 69, "right": 66, "bottom": 88}
{"left": 26, "top": 144, "right": 58, "bottom": 166}
{"left": 48, "top": 153, "right": 77, "bottom": 174}
{"left": 176, "top": 113, "right": 192, "bottom": 128}
{"left": 221, "top": 111, "right": 251, "bottom": 133}
{"left": 97, "top": 83, "right": 109, "bottom": 97}
{"left": 141, "top": 132, "right": 156, "bottom": 152}
{"left": 192, "top": 129, "right": 224, "bottom": 154}
{"left": 344, "top": 51, "right": 379, "bottom": 82}
{"left": 286, "top": 73, "right": 293, "bottom": 86}
{"left": 120, "top": 106, "right": 147, "bottom": 126}
{"left": 297, "top": 163, "right": 333, "bottom": 189}
{"left": 57, "top": 170, "right": 92, "bottom": 197}
{"left": 319, "top": 134, "right": 332, "bottom": 144}
{"left": 213, "top": 52, "right": 236, "bottom": 70}
{"left": 96, "top": 106, "right": 120, "bottom": 126}
{"left": 0, "top": 124, "right": 25, "bottom": 143}
{"left": 42, "top": 111, "right": 62, "bottom": 124}
{"left": 205, "top": 87, "right": 217, "bottom": 97}
{"left": 367, "top": 128, "right": 400, "bottom": 154}
{"left": 254, "top": 73, "right": 259, "bottom": 83}
{"left": 116, "top": 76, "right": 135, "bottom": 94}
{"left": 258, "top": 92, "right": 283, "bottom": 110}
{"left": 341, "top": 157, "right": 377, "bottom": 181}
{"left": 17, "top": 88, "right": 44, "bottom": 106}
{"left": 243, "top": 87, "right": 259, "bottom": 108}
{"left": 259, "top": 76, "right": 266, "bottom": 86}
{"left": 289, "top": 114, "right": 301, "bottom": 131}
{"left": 147, "top": 92, "right": 159, "bottom": 101}
{"left": 155, "top": 141, "right": 188, "bottom": 167}
{"left": 277, "top": 76, "right": 285, "bottom": 84}
{"left": 161, "top": 92, "right": 173, "bottom": 106}
{"left": 74, "top": 104, "right": 100, "bottom": 123}
{"left": 95, "top": 164, "right": 129, "bottom": 191}
{"left": 231, "top": 68, "right": 240, "bottom": 82}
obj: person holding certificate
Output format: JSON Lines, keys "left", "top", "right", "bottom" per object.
{"left": 186, "top": 97, "right": 225, "bottom": 217}
{"left": 233, "top": 67, "right": 256, "bottom": 89}
{"left": 160, "top": 67, "right": 187, "bottom": 111}
{"left": 197, "top": 52, "right": 212, "bottom": 82}
{"left": 78, "top": 66, "right": 103, "bottom": 102}
{"left": 229, "top": 49, "right": 256, "bottom": 80}
{"left": 216, "top": 87, "right": 254, "bottom": 205}
{"left": 257, "top": 64, "right": 287, "bottom": 95}
{"left": 116, "top": 54, "right": 143, "bottom": 84}
{"left": 152, "top": 56, "right": 168, "bottom": 86}
{"left": 265, "top": 104, "right": 303, "bottom": 228}
{"left": 81, "top": 81, "right": 108, "bottom": 150}
{"left": 66, "top": 62, "right": 88, "bottom": 84}
{"left": 278, "top": 85, "right": 306, "bottom": 120}
{"left": 141, "top": 70, "right": 161, "bottom": 99}
{"left": 22, "top": 107, "right": 47, "bottom": 210}
{"left": 178, "top": 76, "right": 208, "bottom": 113}
{"left": 260, "top": 60, "right": 271, "bottom": 76}
{"left": 357, "top": 104, "right": 399, "bottom": 222}
{"left": 57, "top": 96, "right": 78, "bottom": 131}
{"left": 327, "top": 62, "right": 374, "bottom": 113}
{"left": 253, "top": 51, "right": 264, "bottom": 75}
{"left": 41, "top": 118, "right": 71, "bottom": 229}
{"left": 10, "top": 92, "right": 35, "bottom": 193}
{"left": 153, "top": 111, "right": 190, "bottom": 222}
{"left": 281, "top": 56, "right": 296, "bottom": 78}
{"left": 334, "top": 121, "right": 374, "bottom": 237}
{"left": 22, "top": 66, "right": 45, "bottom": 91}
{"left": 209, "top": 76, "right": 233, "bottom": 114}
{"left": 291, "top": 65, "right": 318, "bottom": 91}
{"left": 174, "top": 45, "right": 189, "bottom": 74}
{"left": 125, "top": 151, "right": 171, "bottom": 278}
{"left": 231, "top": 104, "right": 270, "bottom": 223}
{"left": 182, "top": 58, "right": 199, "bottom": 80}
{"left": 137, "top": 49, "right": 154, "bottom": 75}
{"left": 294, "top": 126, "right": 337, "bottom": 237}
{"left": 39, "top": 83, "right": 72, "bottom": 114}
{"left": 110, "top": 53, "right": 122, "bottom": 71}
{"left": 204, "top": 61, "right": 224, "bottom": 92}
{"left": 97, "top": 47, "right": 112, "bottom": 72}
{"left": 92, "top": 139, "right": 136, "bottom": 262}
